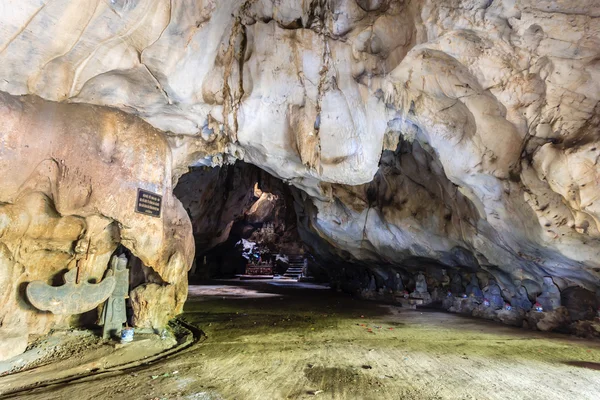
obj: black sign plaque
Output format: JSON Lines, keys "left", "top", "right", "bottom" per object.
{"left": 135, "top": 189, "right": 162, "bottom": 218}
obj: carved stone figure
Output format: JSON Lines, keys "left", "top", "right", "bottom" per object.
{"left": 441, "top": 270, "right": 450, "bottom": 288}
{"left": 511, "top": 286, "right": 533, "bottom": 311}
{"left": 368, "top": 275, "right": 377, "bottom": 292}
{"left": 466, "top": 275, "right": 483, "bottom": 298}
{"left": 414, "top": 273, "right": 427, "bottom": 294}
{"left": 483, "top": 279, "right": 504, "bottom": 309}
{"left": 409, "top": 272, "right": 432, "bottom": 305}
{"left": 394, "top": 273, "right": 404, "bottom": 293}
{"left": 450, "top": 274, "right": 464, "bottom": 295}
{"left": 102, "top": 254, "right": 129, "bottom": 339}
{"left": 27, "top": 264, "right": 116, "bottom": 315}
{"left": 536, "top": 277, "right": 561, "bottom": 311}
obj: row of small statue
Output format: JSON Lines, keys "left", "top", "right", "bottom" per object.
{"left": 356, "top": 270, "right": 561, "bottom": 312}
{"left": 456, "top": 275, "right": 561, "bottom": 312}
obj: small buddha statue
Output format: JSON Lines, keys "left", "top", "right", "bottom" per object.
{"left": 465, "top": 275, "right": 483, "bottom": 298}
{"left": 512, "top": 286, "right": 533, "bottom": 311}
{"left": 536, "top": 277, "right": 561, "bottom": 311}
{"left": 483, "top": 279, "right": 504, "bottom": 309}
{"left": 414, "top": 273, "right": 428, "bottom": 294}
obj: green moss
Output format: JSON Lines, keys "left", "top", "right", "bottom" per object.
{"left": 175, "top": 283, "right": 600, "bottom": 399}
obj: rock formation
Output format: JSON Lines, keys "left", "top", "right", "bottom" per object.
{"left": 0, "top": 92, "right": 196, "bottom": 359}
{"left": 0, "top": 0, "right": 599, "bottom": 358}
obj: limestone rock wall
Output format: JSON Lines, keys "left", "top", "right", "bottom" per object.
{"left": 0, "top": 92, "right": 198, "bottom": 359}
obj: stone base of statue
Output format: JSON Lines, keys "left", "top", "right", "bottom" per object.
{"left": 360, "top": 288, "right": 378, "bottom": 300}
{"left": 409, "top": 290, "right": 432, "bottom": 306}
{"left": 472, "top": 304, "right": 499, "bottom": 320}
{"left": 448, "top": 297, "right": 479, "bottom": 315}
{"left": 430, "top": 287, "right": 446, "bottom": 303}
{"left": 393, "top": 297, "right": 411, "bottom": 309}
{"left": 496, "top": 308, "right": 526, "bottom": 327}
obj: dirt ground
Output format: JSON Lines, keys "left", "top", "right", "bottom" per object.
{"left": 4, "top": 279, "right": 600, "bottom": 400}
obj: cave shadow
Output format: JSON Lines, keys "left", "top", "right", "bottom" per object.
{"left": 16, "top": 281, "right": 38, "bottom": 312}
{"left": 562, "top": 361, "right": 600, "bottom": 371}
{"left": 175, "top": 161, "right": 320, "bottom": 282}
{"left": 186, "top": 279, "right": 361, "bottom": 313}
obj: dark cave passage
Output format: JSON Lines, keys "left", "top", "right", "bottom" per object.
{"left": 174, "top": 161, "right": 325, "bottom": 281}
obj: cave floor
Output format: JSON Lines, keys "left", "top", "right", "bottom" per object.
{"left": 7, "top": 280, "right": 600, "bottom": 400}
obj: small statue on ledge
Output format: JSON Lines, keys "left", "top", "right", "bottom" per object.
{"left": 450, "top": 274, "right": 464, "bottom": 296}
{"left": 466, "top": 275, "right": 483, "bottom": 299}
{"left": 483, "top": 279, "right": 504, "bottom": 309}
{"left": 414, "top": 273, "right": 428, "bottom": 294}
{"left": 394, "top": 273, "right": 404, "bottom": 293}
{"left": 409, "top": 273, "right": 432, "bottom": 305}
{"left": 536, "top": 276, "right": 561, "bottom": 311}
{"left": 511, "top": 285, "right": 533, "bottom": 311}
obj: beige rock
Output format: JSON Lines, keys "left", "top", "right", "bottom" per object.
{"left": 0, "top": 92, "right": 200, "bottom": 359}
{"left": 130, "top": 283, "right": 177, "bottom": 330}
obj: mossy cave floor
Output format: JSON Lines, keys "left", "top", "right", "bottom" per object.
{"left": 8, "top": 280, "right": 600, "bottom": 399}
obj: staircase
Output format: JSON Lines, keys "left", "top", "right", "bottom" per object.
{"left": 283, "top": 255, "right": 305, "bottom": 279}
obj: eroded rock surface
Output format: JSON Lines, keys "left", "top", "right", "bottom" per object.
{"left": 0, "top": 92, "right": 197, "bottom": 358}
{"left": 1, "top": 0, "right": 599, "bottom": 357}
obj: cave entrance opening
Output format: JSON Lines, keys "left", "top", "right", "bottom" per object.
{"left": 174, "top": 161, "right": 324, "bottom": 284}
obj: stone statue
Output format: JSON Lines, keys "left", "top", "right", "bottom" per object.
{"left": 394, "top": 273, "right": 404, "bottom": 293}
{"left": 536, "top": 276, "right": 561, "bottom": 311}
{"left": 27, "top": 263, "right": 116, "bottom": 315}
{"left": 409, "top": 272, "right": 432, "bottom": 305}
{"left": 102, "top": 254, "right": 129, "bottom": 339}
{"left": 415, "top": 273, "right": 427, "bottom": 294}
{"left": 368, "top": 275, "right": 377, "bottom": 292}
{"left": 466, "top": 275, "right": 483, "bottom": 298}
{"left": 441, "top": 270, "right": 450, "bottom": 288}
{"left": 511, "top": 286, "right": 532, "bottom": 311}
{"left": 450, "top": 274, "right": 464, "bottom": 295}
{"left": 483, "top": 279, "right": 504, "bottom": 309}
